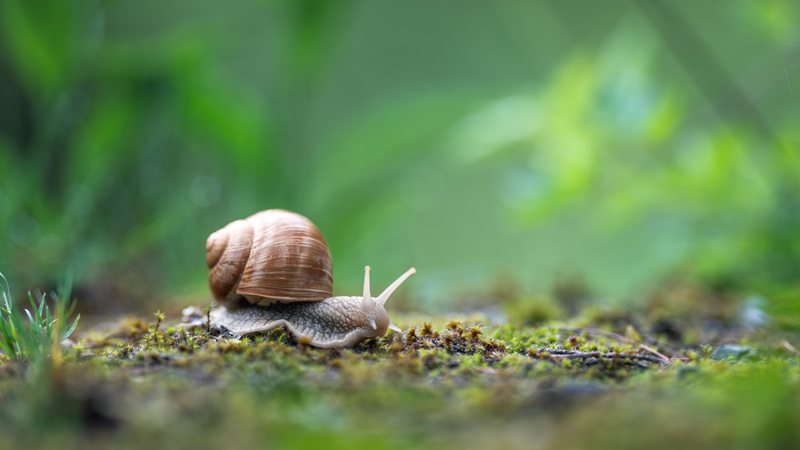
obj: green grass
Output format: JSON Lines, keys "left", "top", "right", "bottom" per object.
{"left": 0, "top": 272, "right": 80, "bottom": 361}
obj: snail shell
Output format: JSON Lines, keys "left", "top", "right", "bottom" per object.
{"left": 206, "top": 209, "right": 333, "bottom": 307}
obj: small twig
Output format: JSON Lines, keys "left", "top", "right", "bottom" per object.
{"left": 639, "top": 344, "right": 670, "bottom": 362}
{"left": 538, "top": 349, "right": 668, "bottom": 365}
{"left": 560, "top": 326, "right": 681, "bottom": 362}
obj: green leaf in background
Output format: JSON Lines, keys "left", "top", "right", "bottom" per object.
{"left": 0, "top": 0, "right": 798, "bottom": 320}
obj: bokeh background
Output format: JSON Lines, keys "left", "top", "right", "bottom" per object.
{"left": 1, "top": 0, "right": 798, "bottom": 318}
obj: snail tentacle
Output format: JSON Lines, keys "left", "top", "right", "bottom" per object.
{"left": 376, "top": 267, "right": 416, "bottom": 306}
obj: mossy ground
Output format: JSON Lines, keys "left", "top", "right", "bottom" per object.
{"left": 1, "top": 304, "right": 799, "bottom": 450}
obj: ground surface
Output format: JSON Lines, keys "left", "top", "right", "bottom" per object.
{"left": 1, "top": 303, "right": 799, "bottom": 450}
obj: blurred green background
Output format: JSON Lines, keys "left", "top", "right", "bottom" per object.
{"left": 1, "top": 0, "right": 798, "bottom": 316}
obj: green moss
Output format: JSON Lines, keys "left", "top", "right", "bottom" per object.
{"left": 0, "top": 307, "right": 798, "bottom": 450}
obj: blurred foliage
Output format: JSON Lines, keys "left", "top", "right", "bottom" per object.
{"left": 0, "top": 0, "right": 799, "bottom": 315}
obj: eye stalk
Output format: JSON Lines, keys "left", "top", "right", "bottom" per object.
{"left": 361, "top": 266, "right": 415, "bottom": 334}
{"left": 363, "top": 265, "right": 372, "bottom": 300}
{"left": 376, "top": 267, "right": 416, "bottom": 306}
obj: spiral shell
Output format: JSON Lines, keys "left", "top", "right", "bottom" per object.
{"left": 206, "top": 209, "right": 333, "bottom": 307}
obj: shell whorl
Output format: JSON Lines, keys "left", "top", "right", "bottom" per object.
{"left": 206, "top": 210, "right": 333, "bottom": 307}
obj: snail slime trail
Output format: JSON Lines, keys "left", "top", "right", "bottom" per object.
{"left": 206, "top": 209, "right": 415, "bottom": 348}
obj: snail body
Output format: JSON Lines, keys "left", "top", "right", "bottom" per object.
{"left": 206, "top": 209, "right": 414, "bottom": 348}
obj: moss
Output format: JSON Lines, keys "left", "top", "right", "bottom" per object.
{"left": 0, "top": 306, "right": 797, "bottom": 450}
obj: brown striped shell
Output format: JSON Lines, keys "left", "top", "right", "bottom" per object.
{"left": 206, "top": 210, "right": 333, "bottom": 307}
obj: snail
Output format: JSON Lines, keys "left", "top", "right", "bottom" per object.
{"left": 205, "top": 209, "right": 415, "bottom": 348}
